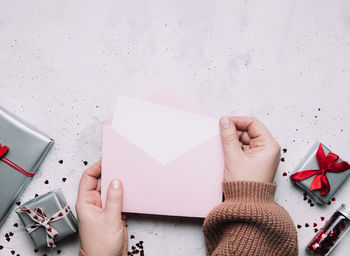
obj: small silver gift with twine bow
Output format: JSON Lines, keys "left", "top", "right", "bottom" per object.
{"left": 16, "top": 190, "right": 78, "bottom": 248}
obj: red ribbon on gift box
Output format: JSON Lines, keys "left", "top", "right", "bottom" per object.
{"left": 291, "top": 144, "right": 350, "bottom": 195}
{"left": 0, "top": 143, "right": 34, "bottom": 177}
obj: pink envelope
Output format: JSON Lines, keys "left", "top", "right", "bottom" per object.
{"left": 101, "top": 88, "right": 224, "bottom": 218}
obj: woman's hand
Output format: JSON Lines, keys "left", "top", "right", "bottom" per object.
{"left": 219, "top": 116, "right": 281, "bottom": 183}
{"left": 76, "top": 161, "right": 127, "bottom": 256}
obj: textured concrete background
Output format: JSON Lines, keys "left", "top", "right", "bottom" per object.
{"left": 1, "top": 0, "right": 350, "bottom": 255}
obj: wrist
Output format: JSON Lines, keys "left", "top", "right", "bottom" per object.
{"left": 222, "top": 181, "right": 276, "bottom": 203}
{"left": 224, "top": 168, "right": 275, "bottom": 183}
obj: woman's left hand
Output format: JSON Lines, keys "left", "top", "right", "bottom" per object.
{"left": 76, "top": 161, "right": 128, "bottom": 256}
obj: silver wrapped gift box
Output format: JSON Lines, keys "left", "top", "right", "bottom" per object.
{"left": 0, "top": 106, "right": 54, "bottom": 227}
{"left": 290, "top": 142, "right": 350, "bottom": 204}
{"left": 16, "top": 190, "right": 78, "bottom": 248}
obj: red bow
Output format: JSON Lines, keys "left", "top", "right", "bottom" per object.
{"left": 0, "top": 143, "right": 34, "bottom": 178}
{"left": 291, "top": 144, "right": 350, "bottom": 195}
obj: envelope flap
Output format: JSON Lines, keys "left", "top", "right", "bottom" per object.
{"left": 111, "top": 95, "right": 219, "bottom": 165}
{"left": 104, "top": 87, "right": 205, "bottom": 127}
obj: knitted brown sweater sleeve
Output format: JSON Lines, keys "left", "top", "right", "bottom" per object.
{"left": 203, "top": 181, "right": 298, "bottom": 256}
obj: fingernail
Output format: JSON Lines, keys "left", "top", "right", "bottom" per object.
{"left": 112, "top": 179, "right": 121, "bottom": 189}
{"left": 220, "top": 117, "right": 231, "bottom": 128}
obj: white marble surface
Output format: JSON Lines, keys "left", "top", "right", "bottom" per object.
{"left": 1, "top": 0, "right": 350, "bottom": 255}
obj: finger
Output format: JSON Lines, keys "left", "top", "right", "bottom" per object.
{"left": 96, "top": 178, "right": 101, "bottom": 192}
{"left": 104, "top": 179, "right": 123, "bottom": 221}
{"left": 230, "top": 116, "right": 272, "bottom": 140}
{"left": 78, "top": 161, "right": 102, "bottom": 196}
{"left": 121, "top": 213, "right": 128, "bottom": 222}
{"left": 236, "top": 130, "right": 244, "bottom": 139}
{"left": 243, "top": 144, "right": 251, "bottom": 151}
{"left": 219, "top": 117, "right": 243, "bottom": 160}
{"left": 240, "top": 131, "right": 251, "bottom": 145}
{"left": 122, "top": 223, "right": 128, "bottom": 256}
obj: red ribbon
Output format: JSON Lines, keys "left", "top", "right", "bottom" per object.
{"left": 291, "top": 144, "right": 350, "bottom": 195}
{"left": 0, "top": 143, "right": 34, "bottom": 178}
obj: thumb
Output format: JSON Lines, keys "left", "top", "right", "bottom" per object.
{"left": 104, "top": 179, "right": 123, "bottom": 221}
{"left": 219, "top": 117, "right": 242, "bottom": 160}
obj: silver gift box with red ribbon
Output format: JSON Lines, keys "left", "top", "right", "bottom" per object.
{"left": 290, "top": 142, "right": 350, "bottom": 204}
{"left": 15, "top": 190, "right": 78, "bottom": 248}
{"left": 0, "top": 106, "right": 54, "bottom": 227}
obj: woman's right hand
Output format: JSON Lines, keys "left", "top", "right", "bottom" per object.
{"left": 219, "top": 116, "right": 281, "bottom": 183}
